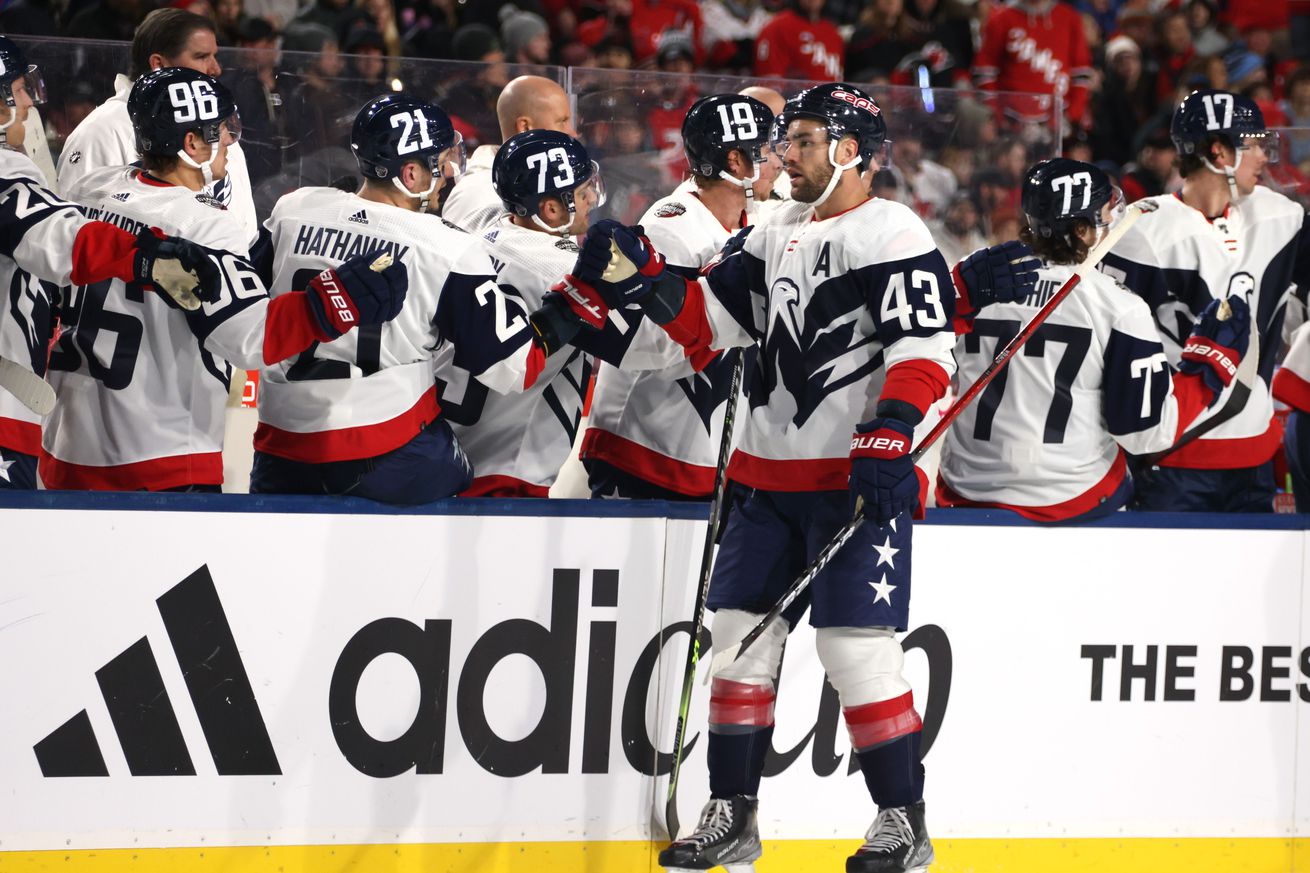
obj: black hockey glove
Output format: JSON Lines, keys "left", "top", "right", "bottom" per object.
{"left": 132, "top": 227, "right": 223, "bottom": 311}
{"left": 305, "top": 250, "right": 408, "bottom": 340}
{"left": 954, "top": 241, "right": 1040, "bottom": 310}
{"left": 849, "top": 416, "right": 918, "bottom": 524}
{"left": 1179, "top": 295, "right": 1251, "bottom": 397}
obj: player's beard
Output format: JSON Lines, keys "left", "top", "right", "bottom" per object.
{"left": 790, "top": 163, "right": 834, "bottom": 203}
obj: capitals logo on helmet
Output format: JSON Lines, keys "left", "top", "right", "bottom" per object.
{"left": 128, "top": 67, "right": 239, "bottom": 157}
{"left": 492, "top": 129, "right": 604, "bottom": 233}
{"left": 1021, "top": 157, "right": 1116, "bottom": 240}
{"left": 682, "top": 94, "right": 773, "bottom": 178}
{"left": 1171, "top": 88, "right": 1279, "bottom": 163}
{"left": 775, "top": 82, "right": 888, "bottom": 171}
{"left": 351, "top": 94, "right": 463, "bottom": 181}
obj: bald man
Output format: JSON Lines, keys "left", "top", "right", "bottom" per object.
{"left": 442, "top": 75, "right": 577, "bottom": 232}
{"left": 740, "top": 84, "right": 791, "bottom": 205}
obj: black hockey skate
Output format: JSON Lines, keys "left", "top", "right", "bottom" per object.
{"left": 659, "top": 795, "right": 762, "bottom": 872}
{"left": 846, "top": 802, "right": 934, "bottom": 873}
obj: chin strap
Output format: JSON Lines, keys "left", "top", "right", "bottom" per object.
{"left": 392, "top": 174, "right": 438, "bottom": 213}
{"left": 718, "top": 163, "right": 760, "bottom": 201}
{"left": 177, "top": 147, "right": 218, "bottom": 187}
{"left": 810, "top": 139, "right": 862, "bottom": 210}
{"left": 531, "top": 212, "right": 573, "bottom": 236}
{"left": 1202, "top": 149, "right": 1243, "bottom": 204}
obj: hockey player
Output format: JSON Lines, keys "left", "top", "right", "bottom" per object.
{"left": 57, "top": 9, "right": 260, "bottom": 244}
{"left": 575, "top": 83, "right": 1032, "bottom": 873}
{"left": 441, "top": 75, "right": 577, "bottom": 233}
{"left": 0, "top": 39, "right": 226, "bottom": 488}
{"left": 1271, "top": 325, "right": 1310, "bottom": 510}
{"left": 938, "top": 159, "right": 1252, "bottom": 521}
{"left": 580, "top": 93, "right": 776, "bottom": 499}
{"left": 43, "top": 68, "right": 407, "bottom": 491}
{"left": 253, "top": 95, "right": 596, "bottom": 504}
{"left": 1102, "top": 89, "right": 1308, "bottom": 512}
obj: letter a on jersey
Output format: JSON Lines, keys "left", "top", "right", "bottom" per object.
{"left": 812, "top": 242, "right": 831, "bottom": 278}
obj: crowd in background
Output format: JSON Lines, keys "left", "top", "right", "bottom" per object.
{"left": 5, "top": 0, "right": 1310, "bottom": 260}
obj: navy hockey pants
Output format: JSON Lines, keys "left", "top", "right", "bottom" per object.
{"left": 0, "top": 447, "right": 37, "bottom": 490}
{"left": 250, "top": 419, "right": 473, "bottom": 506}
{"left": 1130, "top": 461, "right": 1275, "bottom": 513}
{"left": 707, "top": 486, "right": 913, "bottom": 630}
{"left": 1286, "top": 410, "right": 1310, "bottom": 513}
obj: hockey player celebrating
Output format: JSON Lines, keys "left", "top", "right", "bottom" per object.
{"left": 253, "top": 95, "right": 596, "bottom": 504}
{"left": 1103, "top": 89, "right": 1305, "bottom": 512}
{"left": 439, "top": 129, "right": 608, "bottom": 496}
{"left": 574, "top": 83, "right": 1032, "bottom": 873}
{"left": 938, "top": 158, "right": 1252, "bottom": 521}
{"left": 580, "top": 93, "right": 776, "bottom": 499}
{"left": 44, "top": 68, "right": 408, "bottom": 491}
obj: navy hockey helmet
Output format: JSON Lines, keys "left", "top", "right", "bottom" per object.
{"left": 0, "top": 36, "right": 46, "bottom": 144}
{"left": 1022, "top": 158, "right": 1120, "bottom": 240}
{"left": 128, "top": 67, "right": 239, "bottom": 158}
{"left": 773, "top": 83, "right": 889, "bottom": 172}
{"left": 351, "top": 93, "right": 464, "bottom": 182}
{"left": 492, "top": 129, "right": 604, "bottom": 234}
{"left": 1171, "top": 88, "right": 1279, "bottom": 164}
{"left": 682, "top": 94, "right": 773, "bottom": 182}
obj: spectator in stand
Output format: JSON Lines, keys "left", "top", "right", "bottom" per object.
{"left": 578, "top": 0, "right": 702, "bottom": 67}
{"left": 340, "top": 0, "right": 407, "bottom": 78}
{"left": 928, "top": 192, "right": 987, "bottom": 266}
{"left": 339, "top": 26, "right": 389, "bottom": 104}
{"left": 701, "top": 0, "right": 771, "bottom": 71}
{"left": 1294, "top": 0, "right": 1310, "bottom": 58}
{"left": 1187, "top": 0, "right": 1228, "bottom": 56}
{"left": 226, "top": 16, "right": 284, "bottom": 183}
{"left": 1091, "top": 35, "right": 1155, "bottom": 167}
{"left": 647, "top": 30, "right": 698, "bottom": 183}
{"left": 0, "top": 0, "right": 59, "bottom": 35}
{"left": 440, "top": 24, "right": 509, "bottom": 148}
{"left": 1120, "top": 125, "right": 1176, "bottom": 203}
{"left": 500, "top": 6, "right": 551, "bottom": 64}
{"left": 64, "top": 0, "right": 146, "bottom": 40}
{"left": 974, "top": 0, "right": 1093, "bottom": 132}
{"left": 281, "top": 21, "right": 353, "bottom": 155}
{"left": 846, "top": 0, "right": 917, "bottom": 81}
{"left": 893, "top": 128, "right": 956, "bottom": 218}
{"left": 593, "top": 29, "right": 634, "bottom": 68}
{"left": 1280, "top": 67, "right": 1310, "bottom": 168}
{"left": 244, "top": 0, "right": 295, "bottom": 29}
{"left": 295, "top": 0, "right": 351, "bottom": 36}
{"left": 1116, "top": 4, "right": 1156, "bottom": 54}
{"left": 1226, "top": 49, "right": 1268, "bottom": 93}
{"left": 754, "top": 0, "right": 843, "bottom": 81}
{"left": 213, "top": 0, "right": 242, "bottom": 43}
{"left": 1155, "top": 11, "right": 1195, "bottom": 104}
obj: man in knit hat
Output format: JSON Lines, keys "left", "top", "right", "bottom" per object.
{"left": 500, "top": 6, "right": 551, "bottom": 65}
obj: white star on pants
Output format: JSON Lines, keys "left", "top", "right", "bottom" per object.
{"left": 0, "top": 456, "right": 12, "bottom": 483}
{"left": 872, "top": 535, "right": 899, "bottom": 569}
{"left": 869, "top": 574, "right": 897, "bottom": 606}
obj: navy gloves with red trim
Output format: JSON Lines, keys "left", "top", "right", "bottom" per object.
{"left": 849, "top": 416, "right": 918, "bottom": 524}
{"left": 955, "top": 241, "right": 1040, "bottom": 311}
{"left": 305, "top": 250, "right": 408, "bottom": 339}
{"left": 133, "top": 227, "right": 223, "bottom": 310}
{"left": 574, "top": 219, "right": 666, "bottom": 307}
{"left": 1180, "top": 295, "right": 1250, "bottom": 396}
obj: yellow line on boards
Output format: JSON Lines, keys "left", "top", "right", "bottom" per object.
{"left": 0, "top": 838, "right": 1305, "bottom": 872}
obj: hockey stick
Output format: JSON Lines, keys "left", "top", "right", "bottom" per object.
{"left": 1137, "top": 298, "right": 1259, "bottom": 466}
{"left": 706, "top": 200, "right": 1156, "bottom": 678}
{"left": 662, "top": 351, "right": 744, "bottom": 841}
{"left": 0, "top": 355, "right": 53, "bottom": 416}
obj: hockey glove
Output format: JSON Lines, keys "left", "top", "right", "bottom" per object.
{"left": 133, "top": 227, "right": 223, "bottom": 311}
{"left": 306, "top": 250, "right": 409, "bottom": 340}
{"left": 1179, "top": 295, "right": 1251, "bottom": 396}
{"left": 574, "top": 219, "right": 666, "bottom": 308}
{"left": 954, "top": 241, "right": 1040, "bottom": 310}
{"left": 849, "top": 417, "right": 918, "bottom": 524}
{"left": 551, "top": 274, "right": 609, "bottom": 329}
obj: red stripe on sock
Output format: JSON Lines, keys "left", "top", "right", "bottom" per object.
{"left": 844, "top": 692, "right": 923, "bottom": 751}
{"left": 709, "top": 679, "right": 776, "bottom": 728}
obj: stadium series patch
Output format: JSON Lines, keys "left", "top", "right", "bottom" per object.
{"left": 656, "top": 202, "right": 686, "bottom": 218}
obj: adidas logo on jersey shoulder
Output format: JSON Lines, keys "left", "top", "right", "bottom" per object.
{"left": 110, "top": 191, "right": 131, "bottom": 202}
{"left": 656, "top": 202, "right": 686, "bottom": 218}
{"left": 483, "top": 229, "right": 500, "bottom": 244}
{"left": 555, "top": 238, "right": 580, "bottom": 253}
{"left": 347, "top": 209, "right": 369, "bottom": 225}
{"left": 194, "top": 193, "right": 226, "bottom": 210}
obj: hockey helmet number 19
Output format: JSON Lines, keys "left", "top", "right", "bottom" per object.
{"left": 682, "top": 94, "right": 774, "bottom": 194}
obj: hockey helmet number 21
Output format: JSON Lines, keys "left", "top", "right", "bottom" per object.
{"left": 352, "top": 94, "right": 465, "bottom": 212}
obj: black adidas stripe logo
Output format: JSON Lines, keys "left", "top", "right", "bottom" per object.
{"left": 347, "top": 209, "right": 369, "bottom": 225}
{"left": 33, "top": 566, "right": 281, "bottom": 777}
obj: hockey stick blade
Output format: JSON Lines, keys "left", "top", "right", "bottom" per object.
{"left": 708, "top": 202, "right": 1157, "bottom": 678}
{"left": 0, "top": 356, "right": 54, "bottom": 416}
{"left": 1138, "top": 296, "right": 1260, "bottom": 466}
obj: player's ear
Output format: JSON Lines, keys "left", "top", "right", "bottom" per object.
{"left": 540, "top": 195, "right": 565, "bottom": 223}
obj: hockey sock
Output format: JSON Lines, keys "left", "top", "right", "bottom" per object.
{"left": 845, "top": 692, "right": 925, "bottom": 808}
{"left": 707, "top": 678, "right": 775, "bottom": 799}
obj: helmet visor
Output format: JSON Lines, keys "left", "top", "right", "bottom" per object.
{"left": 1239, "top": 130, "right": 1279, "bottom": 164}
{"left": 577, "top": 160, "right": 606, "bottom": 209}
{"left": 220, "top": 110, "right": 242, "bottom": 144}
{"left": 438, "top": 130, "right": 467, "bottom": 179}
{"left": 20, "top": 65, "right": 45, "bottom": 107}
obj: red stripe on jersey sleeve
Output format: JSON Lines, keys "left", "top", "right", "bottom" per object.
{"left": 1169, "top": 371, "right": 1215, "bottom": 443}
{"left": 661, "top": 277, "right": 716, "bottom": 358}
{"left": 950, "top": 262, "right": 977, "bottom": 335}
{"left": 69, "top": 221, "right": 139, "bottom": 286}
{"left": 1274, "top": 366, "right": 1310, "bottom": 414}
{"left": 880, "top": 359, "right": 951, "bottom": 417}
{"left": 524, "top": 343, "right": 547, "bottom": 390}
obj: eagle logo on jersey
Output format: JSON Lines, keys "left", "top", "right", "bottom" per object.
{"left": 1227, "top": 272, "right": 1255, "bottom": 303}
{"left": 656, "top": 203, "right": 687, "bottom": 218}
{"left": 755, "top": 275, "right": 879, "bottom": 427}
{"left": 674, "top": 352, "right": 741, "bottom": 435}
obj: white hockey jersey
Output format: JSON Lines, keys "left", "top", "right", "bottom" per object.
{"left": 582, "top": 189, "right": 747, "bottom": 495}
{"left": 1274, "top": 320, "right": 1310, "bottom": 412}
{"left": 440, "top": 145, "right": 504, "bottom": 233}
{"left": 662, "top": 196, "right": 958, "bottom": 491}
{"left": 56, "top": 74, "right": 260, "bottom": 246}
{"left": 43, "top": 166, "right": 267, "bottom": 490}
{"left": 1103, "top": 188, "right": 1310, "bottom": 470}
{"left": 938, "top": 265, "right": 1216, "bottom": 521}
{"left": 258, "top": 187, "right": 541, "bottom": 464}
